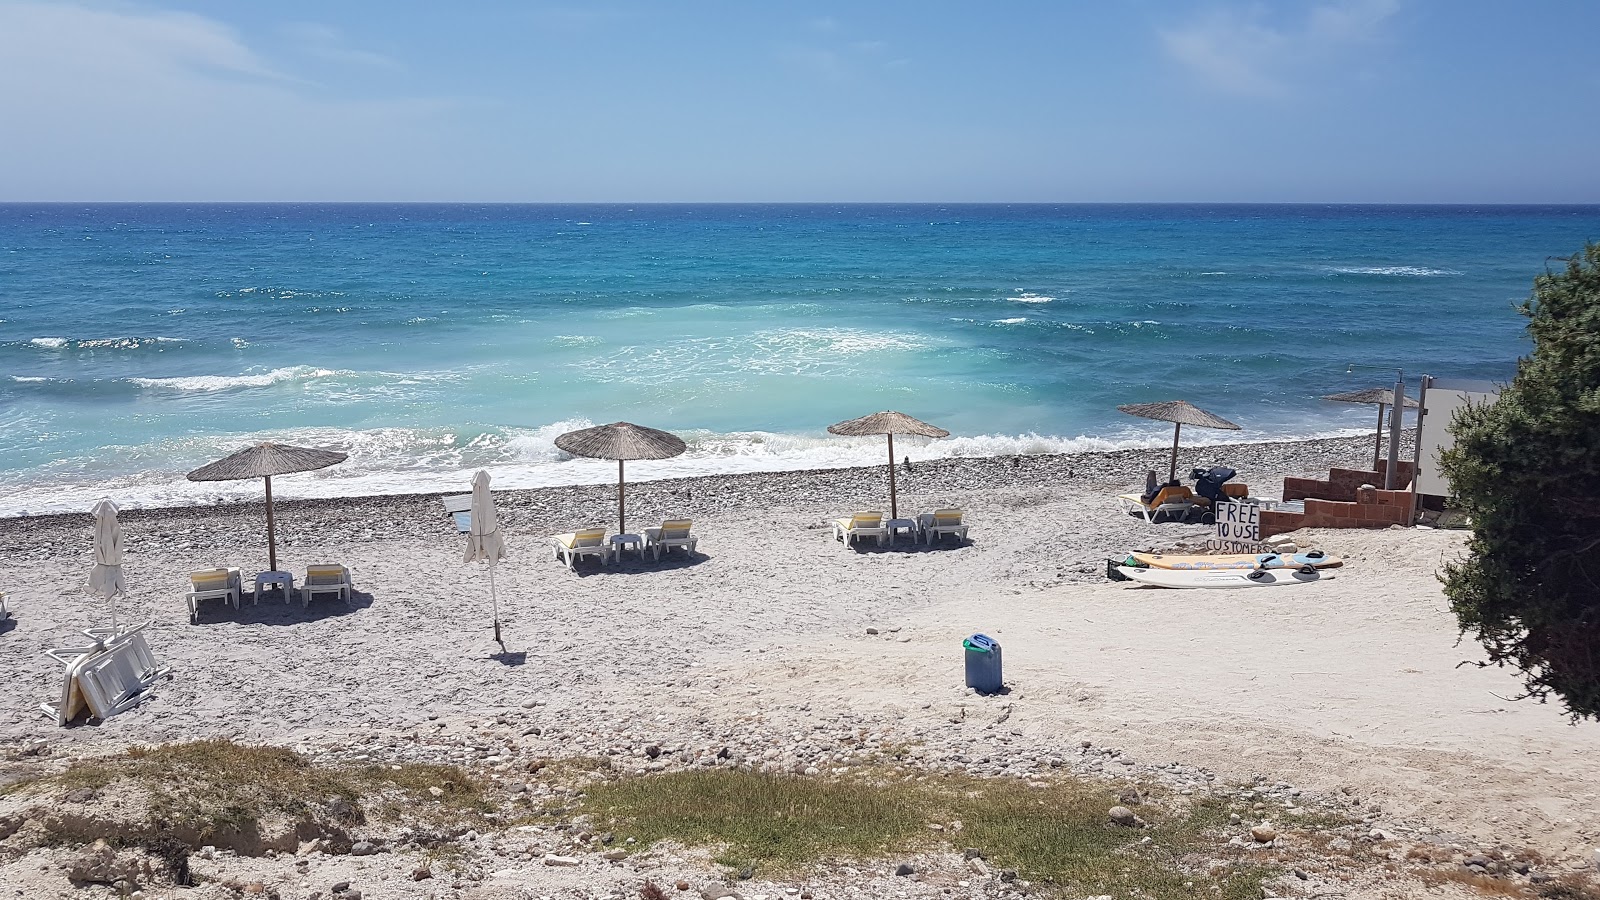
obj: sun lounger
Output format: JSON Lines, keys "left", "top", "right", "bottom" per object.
{"left": 918, "top": 508, "right": 970, "bottom": 545}
{"left": 40, "top": 622, "right": 168, "bottom": 726}
{"left": 301, "top": 564, "right": 353, "bottom": 607}
{"left": 442, "top": 493, "right": 473, "bottom": 533}
{"left": 832, "top": 512, "right": 887, "bottom": 547}
{"left": 1116, "top": 486, "right": 1200, "bottom": 523}
{"left": 643, "top": 519, "right": 697, "bottom": 561}
{"left": 185, "top": 567, "right": 242, "bottom": 623}
{"left": 551, "top": 527, "right": 610, "bottom": 568}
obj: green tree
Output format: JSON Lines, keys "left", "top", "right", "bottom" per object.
{"left": 1440, "top": 242, "right": 1600, "bottom": 721}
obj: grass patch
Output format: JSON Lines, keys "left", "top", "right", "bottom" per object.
{"left": 580, "top": 768, "right": 1278, "bottom": 898}
{"left": 14, "top": 740, "right": 490, "bottom": 850}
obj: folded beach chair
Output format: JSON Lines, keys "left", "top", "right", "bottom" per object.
{"left": 551, "top": 527, "right": 610, "bottom": 568}
{"left": 1116, "top": 486, "right": 1199, "bottom": 523}
{"left": 442, "top": 493, "right": 473, "bottom": 533}
{"left": 41, "top": 622, "right": 168, "bottom": 726}
{"left": 643, "top": 519, "right": 697, "bottom": 561}
{"left": 832, "top": 512, "right": 887, "bottom": 547}
{"left": 301, "top": 564, "right": 354, "bottom": 607}
{"left": 918, "top": 508, "right": 970, "bottom": 545}
{"left": 185, "top": 567, "right": 242, "bottom": 624}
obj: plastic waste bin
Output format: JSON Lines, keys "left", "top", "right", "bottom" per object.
{"left": 963, "top": 633, "right": 1003, "bottom": 694}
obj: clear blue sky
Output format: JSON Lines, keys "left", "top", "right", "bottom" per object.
{"left": 2, "top": 1, "right": 1597, "bottom": 202}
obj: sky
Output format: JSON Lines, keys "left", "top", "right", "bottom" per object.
{"left": 1, "top": 0, "right": 1597, "bottom": 203}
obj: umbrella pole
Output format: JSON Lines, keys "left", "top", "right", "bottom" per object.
{"left": 489, "top": 566, "right": 503, "bottom": 648}
{"left": 1373, "top": 403, "right": 1386, "bottom": 471}
{"left": 264, "top": 474, "right": 278, "bottom": 572}
{"left": 1168, "top": 423, "right": 1182, "bottom": 484}
{"left": 618, "top": 458, "right": 626, "bottom": 535}
{"left": 887, "top": 433, "right": 898, "bottom": 520}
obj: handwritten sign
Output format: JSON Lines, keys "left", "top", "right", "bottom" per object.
{"left": 1215, "top": 501, "right": 1260, "bottom": 544}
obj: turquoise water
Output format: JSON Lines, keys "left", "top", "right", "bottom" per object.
{"left": 2, "top": 203, "right": 1594, "bottom": 514}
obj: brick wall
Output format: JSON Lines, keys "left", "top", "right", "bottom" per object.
{"left": 1261, "top": 474, "right": 1415, "bottom": 538}
{"left": 1281, "top": 460, "right": 1414, "bottom": 502}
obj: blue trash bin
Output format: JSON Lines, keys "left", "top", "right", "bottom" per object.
{"left": 963, "top": 633, "right": 1003, "bottom": 693}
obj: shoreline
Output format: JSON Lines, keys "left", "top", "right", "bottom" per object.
{"left": 0, "top": 431, "right": 1392, "bottom": 536}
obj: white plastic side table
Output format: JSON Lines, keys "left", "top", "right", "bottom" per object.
{"left": 254, "top": 571, "right": 295, "bottom": 604}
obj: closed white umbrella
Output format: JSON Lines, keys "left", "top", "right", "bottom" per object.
{"left": 464, "top": 470, "right": 508, "bottom": 647}
{"left": 86, "top": 499, "right": 125, "bottom": 632}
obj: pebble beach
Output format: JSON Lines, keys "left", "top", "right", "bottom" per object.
{"left": 3, "top": 433, "right": 1599, "bottom": 898}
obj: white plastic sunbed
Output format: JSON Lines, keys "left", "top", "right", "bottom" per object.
{"left": 551, "top": 528, "right": 610, "bottom": 568}
{"left": 918, "top": 508, "right": 970, "bottom": 545}
{"left": 832, "top": 512, "right": 888, "bottom": 547}
{"left": 185, "top": 567, "right": 242, "bottom": 623}
{"left": 301, "top": 564, "right": 354, "bottom": 607}
{"left": 643, "top": 519, "right": 697, "bottom": 561}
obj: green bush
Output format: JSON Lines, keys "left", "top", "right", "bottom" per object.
{"left": 1441, "top": 243, "right": 1600, "bottom": 721}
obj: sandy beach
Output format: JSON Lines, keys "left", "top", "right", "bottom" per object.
{"left": 2, "top": 434, "right": 1598, "bottom": 898}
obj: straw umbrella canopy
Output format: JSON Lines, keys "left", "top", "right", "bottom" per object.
{"left": 464, "top": 470, "right": 508, "bottom": 648}
{"left": 86, "top": 499, "right": 126, "bottom": 633}
{"left": 554, "top": 422, "right": 687, "bottom": 535}
{"left": 1117, "top": 400, "right": 1241, "bottom": 484}
{"left": 827, "top": 411, "right": 950, "bottom": 520}
{"left": 187, "top": 442, "right": 348, "bottom": 572}
{"left": 1323, "top": 387, "right": 1420, "bottom": 469}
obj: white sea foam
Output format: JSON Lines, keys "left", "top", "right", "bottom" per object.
{"left": 0, "top": 422, "right": 1373, "bottom": 516}
{"left": 1327, "top": 265, "right": 1459, "bottom": 277}
{"left": 30, "top": 337, "right": 68, "bottom": 348}
{"left": 127, "top": 366, "right": 344, "bottom": 392}
{"left": 993, "top": 317, "right": 1028, "bottom": 325}
{"left": 9, "top": 376, "right": 50, "bottom": 383}
{"left": 1006, "top": 292, "right": 1055, "bottom": 303}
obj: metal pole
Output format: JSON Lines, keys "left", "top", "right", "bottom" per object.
{"left": 489, "top": 566, "right": 502, "bottom": 648}
{"left": 1385, "top": 374, "right": 1404, "bottom": 490}
{"left": 1168, "top": 423, "right": 1182, "bottom": 484}
{"left": 887, "top": 433, "right": 898, "bottom": 520}
{"left": 264, "top": 474, "right": 277, "bottom": 572}
{"left": 617, "top": 459, "right": 626, "bottom": 535}
{"left": 1372, "top": 403, "right": 1386, "bottom": 470}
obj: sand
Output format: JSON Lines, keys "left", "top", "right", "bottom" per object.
{"left": 1, "top": 434, "right": 1598, "bottom": 896}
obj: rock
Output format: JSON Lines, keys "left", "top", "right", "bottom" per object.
{"left": 645, "top": 745, "right": 662, "bottom": 759}
{"left": 66, "top": 840, "right": 140, "bottom": 886}
{"left": 894, "top": 863, "right": 915, "bottom": 876}
{"left": 676, "top": 881, "right": 691, "bottom": 892}
{"left": 543, "top": 853, "right": 580, "bottom": 867}
{"left": 962, "top": 848, "right": 984, "bottom": 860}
{"left": 1465, "top": 854, "right": 1491, "bottom": 869}
{"left": 602, "top": 848, "right": 627, "bottom": 860}
{"left": 1251, "top": 825, "right": 1278, "bottom": 843}
{"left": 331, "top": 882, "right": 351, "bottom": 894}
{"left": 411, "top": 867, "right": 433, "bottom": 880}
{"left": 1108, "top": 806, "right": 1142, "bottom": 827}
{"left": 350, "top": 841, "right": 377, "bottom": 856}
{"left": 62, "top": 787, "right": 98, "bottom": 804}
{"left": 700, "top": 882, "right": 742, "bottom": 900}
{"left": 428, "top": 786, "right": 445, "bottom": 797}
{"left": 343, "top": 891, "right": 363, "bottom": 900}
{"left": 1118, "top": 787, "right": 1142, "bottom": 806}
{"left": 866, "top": 628, "right": 879, "bottom": 635}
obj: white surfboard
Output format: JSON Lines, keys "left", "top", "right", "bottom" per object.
{"left": 1115, "top": 565, "right": 1332, "bottom": 589}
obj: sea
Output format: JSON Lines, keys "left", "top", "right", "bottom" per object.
{"left": 3, "top": 203, "right": 1597, "bottom": 516}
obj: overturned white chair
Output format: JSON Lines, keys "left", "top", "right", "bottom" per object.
{"left": 301, "top": 564, "right": 354, "bottom": 607}
{"left": 832, "top": 512, "right": 888, "bottom": 547}
{"left": 185, "top": 567, "right": 242, "bottom": 624}
{"left": 918, "top": 508, "right": 970, "bottom": 545}
{"left": 643, "top": 519, "right": 697, "bottom": 561}
{"left": 41, "top": 622, "right": 169, "bottom": 726}
{"left": 551, "top": 527, "right": 610, "bottom": 569}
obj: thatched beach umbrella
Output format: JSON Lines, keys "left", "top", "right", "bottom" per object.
{"left": 86, "top": 499, "right": 125, "bottom": 633}
{"left": 827, "top": 411, "right": 950, "bottom": 520}
{"left": 464, "top": 470, "right": 508, "bottom": 648}
{"left": 187, "top": 442, "right": 348, "bottom": 572}
{"left": 1117, "top": 400, "right": 1241, "bottom": 484}
{"left": 554, "top": 422, "right": 687, "bottom": 535}
{"left": 1323, "top": 387, "right": 1420, "bottom": 470}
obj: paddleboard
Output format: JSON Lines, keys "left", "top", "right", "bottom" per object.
{"left": 1127, "top": 551, "right": 1342, "bottom": 570}
{"left": 1115, "top": 565, "right": 1333, "bottom": 589}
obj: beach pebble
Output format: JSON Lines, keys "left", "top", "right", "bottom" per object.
{"left": 894, "top": 863, "right": 915, "bottom": 876}
{"left": 542, "top": 853, "right": 580, "bottom": 866}
{"left": 1251, "top": 825, "right": 1278, "bottom": 843}
{"left": 1108, "top": 806, "right": 1142, "bottom": 827}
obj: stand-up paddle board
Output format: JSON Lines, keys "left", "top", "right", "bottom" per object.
{"left": 1127, "top": 551, "right": 1341, "bottom": 570}
{"left": 1115, "top": 565, "right": 1332, "bottom": 589}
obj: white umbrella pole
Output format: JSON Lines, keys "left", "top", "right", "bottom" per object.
{"left": 489, "top": 566, "right": 503, "bottom": 647}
